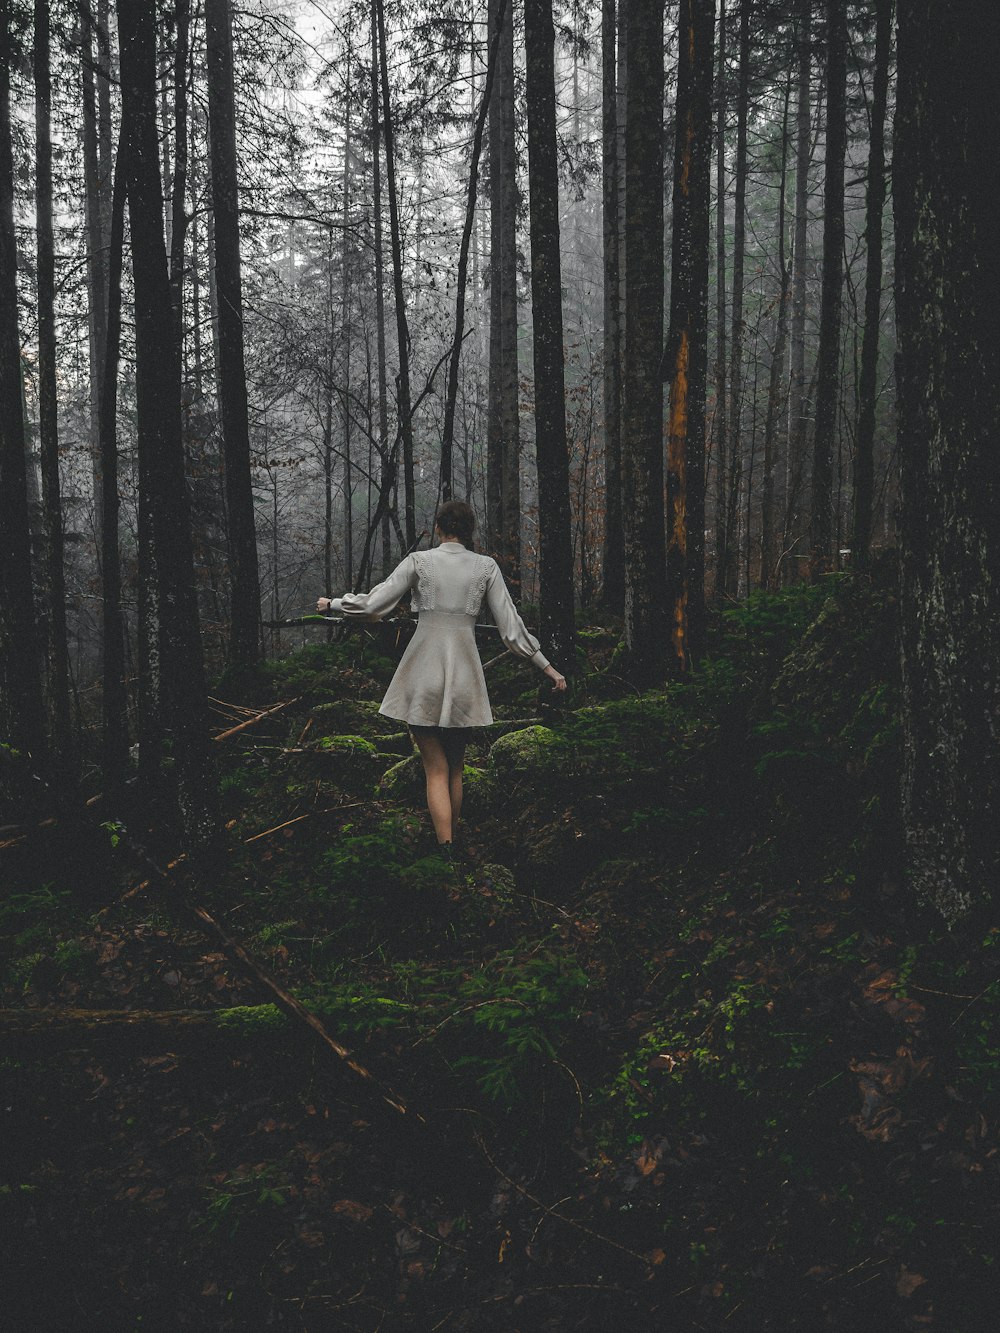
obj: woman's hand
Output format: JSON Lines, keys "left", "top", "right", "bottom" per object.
{"left": 316, "top": 596, "right": 334, "bottom": 613}
{"left": 544, "top": 665, "right": 567, "bottom": 691}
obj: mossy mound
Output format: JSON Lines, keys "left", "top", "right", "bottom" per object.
{"left": 486, "top": 725, "right": 559, "bottom": 785}
{"left": 747, "top": 564, "right": 903, "bottom": 872}
{"left": 379, "top": 753, "right": 422, "bottom": 802}
{"left": 294, "top": 733, "right": 391, "bottom": 794}
{"left": 310, "top": 698, "right": 400, "bottom": 741}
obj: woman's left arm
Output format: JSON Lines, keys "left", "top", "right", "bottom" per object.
{"left": 317, "top": 555, "right": 417, "bottom": 621}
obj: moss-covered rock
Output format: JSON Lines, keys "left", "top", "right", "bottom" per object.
{"left": 305, "top": 733, "right": 388, "bottom": 793}
{"left": 379, "top": 753, "right": 423, "bottom": 802}
{"left": 310, "top": 698, "right": 399, "bottom": 740}
{"left": 486, "top": 725, "right": 559, "bottom": 786}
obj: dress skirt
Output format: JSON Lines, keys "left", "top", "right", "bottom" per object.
{"left": 378, "top": 610, "right": 493, "bottom": 728}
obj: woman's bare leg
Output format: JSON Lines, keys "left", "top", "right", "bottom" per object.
{"left": 412, "top": 729, "right": 453, "bottom": 843}
{"left": 441, "top": 730, "right": 468, "bottom": 833}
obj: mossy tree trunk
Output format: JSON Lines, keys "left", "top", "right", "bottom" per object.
{"left": 665, "top": 0, "right": 714, "bottom": 671}
{"left": 621, "top": 0, "right": 667, "bottom": 685}
{"left": 894, "top": 0, "right": 1000, "bottom": 923}
{"left": 0, "top": 0, "right": 47, "bottom": 787}
{"left": 601, "top": 0, "right": 624, "bottom": 613}
{"left": 808, "top": 0, "right": 846, "bottom": 580}
{"left": 850, "top": 0, "right": 891, "bottom": 568}
{"left": 524, "top": 0, "right": 576, "bottom": 674}
{"left": 206, "top": 0, "right": 262, "bottom": 668}
{"left": 487, "top": 0, "right": 521, "bottom": 589}
{"left": 117, "top": 0, "right": 217, "bottom": 860}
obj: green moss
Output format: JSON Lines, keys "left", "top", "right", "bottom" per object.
{"left": 379, "top": 753, "right": 422, "bottom": 801}
{"left": 311, "top": 699, "right": 398, "bottom": 739}
{"left": 213, "top": 1004, "right": 287, "bottom": 1035}
{"left": 487, "top": 725, "right": 558, "bottom": 784}
{"left": 316, "top": 733, "right": 377, "bottom": 756}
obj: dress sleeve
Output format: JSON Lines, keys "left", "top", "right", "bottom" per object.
{"left": 329, "top": 555, "right": 417, "bottom": 621}
{"left": 484, "top": 561, "right": 551, "bottom": 670}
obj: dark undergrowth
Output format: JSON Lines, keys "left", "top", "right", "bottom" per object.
{"left": 2, "top": 557, "right": 998, "bottom": 1330}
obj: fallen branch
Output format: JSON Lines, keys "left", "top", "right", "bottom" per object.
{"left": 212, "top": 697, "right": 300, "bottom": 742}
{"left": 242, "top": 805, "right": 361, "bottom": 844}
{"left": 125, "top": 835, "right": 419, "bottom": 1123}
{"left": 0, "top": 791, "right": 105, "bottom": 852}
{"left": 474, "top": 1132, "right": 652, "bottom": 1271}
{"left": 1, "top": 1004, "right": 291, "bottom": 1050}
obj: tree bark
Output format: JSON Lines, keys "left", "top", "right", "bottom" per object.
{"left": 601, "top": 0, "right": 624, "bottom": 612}
{"left": 487, "top": 0, "right": 520, "bottom": 586}
{"left": 808, "top": 0, "right": 846, "bottom": 579}
{"left": 712, "top": 0, "right": 728, "bottom": 598}
{"left": 723, "top": 0, "right": 751, "bottom": 597}
{"left": 666, "top": 0, "right": 715, "bottom": 670}
{"left": 894, "top": 0, "right": 1000, "bottom": 924}
{"left": 369, "top": 0, "right": 391, "bottom": 579}
{"left": 440, "top": 1, "right": 505, "bottom": 504}
{"left": 99, "top": 146, "right": 129, "bottom": 791}
{"left": 524, "top": 0, "right": 576, "bottom": 674}
{"left": 206, "top": 0, "right": 262, "bottom": 666}
{"left": 783, "top": 0, "right": 812, "bottom": 582}
{"left": 760, "top": 70, "right": 793, "bottom": 590}
{"left": 851, "top": 0, "right": 890, "bottom": 567}
{"left": 33, "top": 0, "right": 73, "bottom": 771}
{"left": 340, "top": 55, "right": 355, "bottom": 588}
{"left": 81, "top": 15, "right": 108, "bottom": 542}
{"left": 168, "top": 0, "right": 191, "bottom": 340}
{"left": 0, "top": 0, "right": 47, "bottom": 780}
{"left": 117, "top": 0, "right": 216, "bottom": 860}
{"left": 621, "top": 0, "right": 667, "bottom": 684}
{"left": 375, "top": 0, "right": 416, "bottom": 551}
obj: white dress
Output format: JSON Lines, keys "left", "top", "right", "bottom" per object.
{"left": 328, "top": 542, "right": 550, "bottom": 728}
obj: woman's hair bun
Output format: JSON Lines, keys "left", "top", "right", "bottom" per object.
{"left": 436, "top": 499, "right": 476, "bottom": 550}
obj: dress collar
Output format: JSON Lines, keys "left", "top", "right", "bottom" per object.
{"left": 437, "top": 541, "right": 466, "bottom": 553}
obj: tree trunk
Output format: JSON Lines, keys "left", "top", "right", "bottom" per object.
{"left": 851, "top": 0, "right": 890, "bottom": 567}
{"left": 487, "top": 0, "right": 520, "bottom": 585}
{"left": 375, "top": 0, "right": 416, "bottom": 551}
{"left": 81, "top": 17, "right": 108, "bottom": 541}
{"left": 33, "top": 0, "right": 73, "bottom": 770}
{"left": 117, "top": 0, "right": 216, "bottom": 860}
{"left": 524, "top": 0, "right": 576, "bottom": 674}
{"left": 894, "top": 0, "right": 1000, "bottom": 924}
{"left": 206, "top": 0, "right": 261, "bottom": 666}
{"left": 601, "top": 0, "right": 624, "bottom": 612}
{"left": 168, "top": 0, "right": 191, "bottom": 340}
{"left": 665, "top": 0, "right": 715, "bottom": 670}
{"left": 760, "top": 70, "right": 793, "bottom": 590}
{"left": 340, "top": 60, "right": 354, "bottom": 588}
{"left": 783, "top": 0, "right": 811, "bottom": 581}
{"left": 99, "top": 146, "right": 129, "bottom": 792}
{"left": 0, "top": 0, "right": 47, "bottom": 780}
{"left": 808, "top": 0, "right": 846, "bottom": 580}
{"left": 440, "top": 1, "right": 504, "bottom": 505}
{"left": 369, "top": 1, "right": 391, "bottom": 580}
{"left": 621, "top": 0, "right": 667, "bottom": 684}
{"left": 723, "top": 0, "right": 751, "bottom": 597}
{"left": 712, "top": 0, "right": 728, "bottom": 598}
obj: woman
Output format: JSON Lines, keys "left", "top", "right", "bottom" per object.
{"left": 318, "top": 500, "right": 566, "bottom": 850}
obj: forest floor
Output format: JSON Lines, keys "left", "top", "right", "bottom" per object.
{"left": 3, "top": 563, "right": 999, "bottom": 1331}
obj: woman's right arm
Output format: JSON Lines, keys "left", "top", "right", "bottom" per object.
{"left": 484, "top": 561, "right": 566, "bottom": 690}
{"left": 317, "top": 555, "right": 417, "bottom": 621}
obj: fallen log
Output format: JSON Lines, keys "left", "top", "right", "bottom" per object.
{"left": 125, "top": 834, "right": 419, "bottom": 1124}
{"left": 212, "top": 697, "right": 300, "bottom": 742}
{"left": 1, "top": 1004, "right": 291, "bottom": 1051}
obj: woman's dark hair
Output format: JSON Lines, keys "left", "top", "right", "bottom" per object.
{"left": 435, "top": 499, "right": 476, "bottom": 550}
